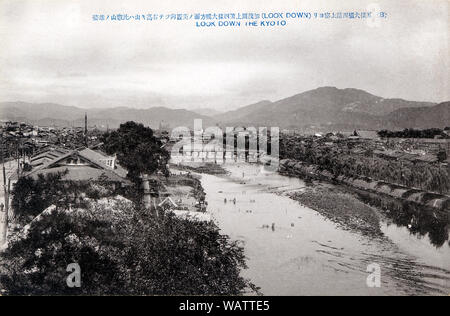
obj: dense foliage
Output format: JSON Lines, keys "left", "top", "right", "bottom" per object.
{"left": 12, "top": 171, "right": 69, "bottom": 221}
{"left": 377, "top": 128, "right": 449, "bottom": 139}
{"left": 101, "top": 122, "right": 170, "bottom": 184}
{"left": 11, "top": 171, "right": 118, "bottom": 222}
{"left": 280, "top": 137, "right": 450, "bottom": 194}
{"left": 0, "top": 201, "right": 255, "bottom": 295}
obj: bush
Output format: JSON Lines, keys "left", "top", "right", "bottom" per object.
{"left": 11, "top": 171, "right": 69, "bottom": 221}
{"left": 0, "top": 201, "right": 256, "bottom": 295}
{"left": 11, "top": 171, "right": 119, "bottom": 223}
{"left": 0, "top": 211, "right": 125, "bottom": 295}
{"left": 377, "top": 128, "right": 448, "bottom": 139}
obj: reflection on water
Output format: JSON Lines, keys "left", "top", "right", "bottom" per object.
{"left": 198, "top": 163, "right": 450, "bottom": 295}
{"left": 389, "top": 206, "right": 449, "bottom": 248}
{"left": 355, "top": 190, "right": 449, "bottom": 248}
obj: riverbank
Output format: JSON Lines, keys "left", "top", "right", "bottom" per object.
{"left": 279, "top": 158, "right": 450, "bottom": 247}
{"left": 164, "top": 172, "right": 207, "bottom": 213}
{"left": 279, "top": 159, "right": 450, "bottom": 213}
{"left": 198, "top": 163, "right": 450, "bottom": 295}
{"left": 288, "top": 184, "right": 383, "bottom": 238}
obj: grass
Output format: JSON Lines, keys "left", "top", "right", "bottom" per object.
{"left": 289, "top": 185, "right": 383, "bottom": 238}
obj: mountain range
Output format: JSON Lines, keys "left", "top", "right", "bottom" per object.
{"left": 1, "top": 87, "right": 448, "bottom": 131}
{"left": 0, "top": 102, "right": 214, "bottom": 129}
{"left": 212, "top": 87, "right": 447, "bottom": 130}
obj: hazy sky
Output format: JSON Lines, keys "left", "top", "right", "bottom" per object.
{"left": 0, "top": 0, "right": 448, "bottom": 111}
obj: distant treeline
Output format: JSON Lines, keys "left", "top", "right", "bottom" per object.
{"left": 377, "top": 128, "right": 450, "bottom": 139}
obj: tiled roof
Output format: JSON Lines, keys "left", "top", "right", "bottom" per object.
{"left": 414, "top": 154, "right": 438, "bottom": 163}
{"left": 357, "top": 130, "right": 380, "bottom": 139}
{"left": 19, "top": 146, "right": 130, "bottom": 183}
{"left": 79, "top": 148, "right": 128, "bottom": 178}
{"left": 27, "top": 166, "right": 126, "bottom": 182}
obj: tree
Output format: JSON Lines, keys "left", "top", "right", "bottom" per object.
{"left": 11, "top": 171, "right": 118, "bottom": 223}
{"left": 101, "top": 122, "right": 170, "bottom": 184}
{"left": 0, "top": 211, "right": 125, "bottom": 295}
{"left": 377, "top": 128, "right": 446, "bottom": 139}
{"left": 11, "top": 171, "right": 68, "bottom": 222}
{"left": 0, "top": 201, "right": 257, "bottom": 295}
{"left": 437, "top": 150, "right": 447, "bottom": 163}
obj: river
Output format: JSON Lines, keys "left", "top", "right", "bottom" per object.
{"left": 196, "top": 163, "right": 449, "bottom": 296}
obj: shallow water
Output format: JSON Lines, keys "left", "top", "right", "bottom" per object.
{"left": 198, "top": 163, "right": 450, "bottom": 295}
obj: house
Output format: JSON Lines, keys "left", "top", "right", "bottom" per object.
{"left": 413, "top": 154, "right": 438, "bottom": 163}
{"left": 357, "top": 130, "right": 380, "bottom": 140}
{"left": 168, "top": 209, "right": 211, "bottom": 222}
{"left": 78, "top": 148, "right": 128, "bottom": 178}
{"left": 373, "top": 150, "right": 404, "bottom": 160}
{"left": 15, "top": 147, "right": 130, "bottom": 185}
{"left": 396, "top": 152, "right": 419, "bottom": 162}
{"left": 347, "top": 135, "right": 361, "bottom": 141}
{"left": 30, "top": 147, "right": 70, "bottom": 169}
{"left": 158, "top": 197, "right": 179, "bottom": 209}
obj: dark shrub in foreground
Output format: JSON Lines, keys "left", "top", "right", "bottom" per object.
{"left": 0, "top": 202, "right": 255, "bottom": 295}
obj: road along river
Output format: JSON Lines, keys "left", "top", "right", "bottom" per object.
{"left": 196, "top": 163, "right": 450, "bottom": 295}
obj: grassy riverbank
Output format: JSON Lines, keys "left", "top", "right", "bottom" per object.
{"left": 289, "top": 184, "right": 383, "bottom": 238}
{"left": 280, "top": 158, "right": 449, "bottom": 246}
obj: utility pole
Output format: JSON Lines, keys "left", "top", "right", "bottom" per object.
{"left": 1, "top": 133, "right": 9, "bottom": 247}
{"left": 16, "top": 139, "right": 20, "bottom": 179}
{"left": 84, "top": 112, "right": 88, "bottom": 147}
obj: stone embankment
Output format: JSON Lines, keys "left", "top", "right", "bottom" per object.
{"left": 279, "top": 159, "right": 450, "bottom": 220}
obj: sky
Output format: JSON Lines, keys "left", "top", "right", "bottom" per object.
{"left": 0, "top": 0, "right": 448, "bottom": 111}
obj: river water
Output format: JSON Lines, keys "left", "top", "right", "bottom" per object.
{"left": 197, "top": 163, "right": 449, "bottom": 296}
